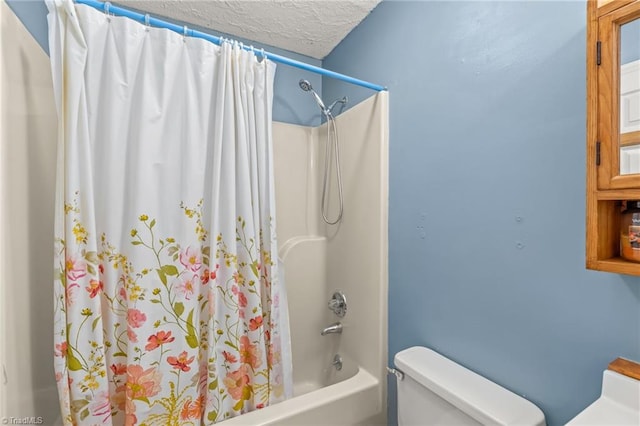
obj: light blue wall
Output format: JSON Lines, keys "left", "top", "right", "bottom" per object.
{"left": 324, "top": 1, "right": 640, "bottom": 425}
{"left": 5, "top": 0, "right": 322, "bottom": 126}
{"left": 621, "top": 18, "right": 640, "bottom": 64}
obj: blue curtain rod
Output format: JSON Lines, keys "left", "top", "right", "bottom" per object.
{"left": 75, "top": 0, "right": 387, "bottom": 92}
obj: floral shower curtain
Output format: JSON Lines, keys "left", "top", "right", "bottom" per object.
{"left": 47, "top": 1, "right": 292, "bottom": 424}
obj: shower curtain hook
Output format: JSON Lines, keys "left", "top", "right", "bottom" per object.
{"left": 260, "top": 48, "right": 266, "bottom": 61}
{"left": 183, "top": 25, "right": 188, "bottom": 42}
{"left": 144, "top": 13, "right": 150, "bottom": 31}
{"left": 104, "top": 1, "right": 112, "bottom": 21}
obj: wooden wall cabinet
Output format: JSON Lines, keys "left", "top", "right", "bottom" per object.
{"left": 587, "top": 0, "right": 640, "bottom": 275}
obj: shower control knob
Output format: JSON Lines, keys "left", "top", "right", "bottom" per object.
{"left": 328, "top": 291, "right": 347, "bottom": 318}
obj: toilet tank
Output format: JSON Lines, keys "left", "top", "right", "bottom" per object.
{"left": 394, "top": 347, "right": 546, "bottom": 426}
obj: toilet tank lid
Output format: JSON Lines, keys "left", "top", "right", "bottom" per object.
{"left": 394, "top": 346, "right": 546, "bottom": 426}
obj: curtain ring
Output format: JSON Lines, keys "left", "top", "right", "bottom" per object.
{"left": 183, "top": 25, "right": 188, "bottom": 42}
{"left": 260, "top": 48, "right": 266, "bottom": 61}
{"left": 144, "top": 13, "right": 150, "bottom": 32}
{"left": 104, "top": 1, "right": 112, "bottom": 21}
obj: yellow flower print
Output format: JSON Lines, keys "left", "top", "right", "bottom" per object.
{"left": 73, "top": 223, "right": 88, "bottom": 244}
{"left": 130, "top": 229, "right": 138, "bottom": 237}
{"left": 139, "top": 214, "right": 148, "bottom": 221}
{"left": 81, "top": 308, "right": 93, "bottom": 316}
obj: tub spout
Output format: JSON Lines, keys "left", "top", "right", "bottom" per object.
{"left": 321, "top": 322, "right": 342, "bottom": 336}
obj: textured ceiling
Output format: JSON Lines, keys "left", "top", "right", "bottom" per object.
{"left": 119, "top": 0, "right": 381, "bottom": 59}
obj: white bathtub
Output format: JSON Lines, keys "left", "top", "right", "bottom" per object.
{"left": 223, "top": 366, "right": 380, "bottom": 426}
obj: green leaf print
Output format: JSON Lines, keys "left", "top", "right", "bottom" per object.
{"left": 162, "top": 265, "right": 179, "bottom": 276}
{"left": 84, "top": 251, "right": 98, "bottom": 264}
{"left": 208, "top": 411, "right": 218, "bottom": 422}
{"left": 233, "top": 399, "right": 244, "bottom": 412}
{"left": 80, "top": 408, "right": 89, "bottom": 420}
{"left": 250, "top": 261, "right": 259, "bottom": 278}
{"left": 91, "top": 316, "right": 101, "bottom": 331}
{"left": 67, "top": 350, "right": 83, "bottom": 371}
{"left": 185, "top": 309, "right": 198, "bottom": 348}
{"left": 208, "top": 378, "right": 218, "bottom": 390}
{"left": 70, "top": 399, "right": 89, "bottom": 412}
{"left": 186, "top": 334, "right": 198, "bottom": 348}
{"left": 157, "top": 269, "right": 167, "bottom": 285}
{"left": 174, "top": 302, "right": 185, "bottom": 317}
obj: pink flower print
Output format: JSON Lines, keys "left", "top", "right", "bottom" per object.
{"left": 65, "top": 283, "right": 80, "bottom": 306}
{"left": 222, "top": 351, "right": 237, "bottom": 363}
{"left": 180, "top": 395, "right": 205, "bottom": 420}
{"left": 239, "top": 335, "right": 261, "bottom": 369}
{"left": 180, "top": 246, "right": 202, "bottom": 272}
{"left": 145, "top": 331, "right": 175, "bottom": 351}
{"left": 65, "top": 256, "right": 87, "bottom": 282}
{"left": 110, "top": 363, "right": 127, "bottom": 375}
{"left": 192, "top": 362, "right": 208, "bottom": 394}
{"left": 177, "top": 275, "right": 197, "bottom": 300}
{"left": 127, "top": 327, "right": 138, "bottom": 343}
{"left": 89, "top": 391, "right": 112, "bottom": 423}
{"left": 208, "top": 290, "right": 215, "bottom": 316}
{"left": 248, "top": 315, "right": 263, "bottom": 331}
{"left": 210, "top": 265, "right": 220, "bottom": 281}
{"left": 127, "top": 309, "right": 146, "bottom": 328}
{"left": 86, "top": 279, "right": 103, "bottom": 298}
{"left": 121, "top": 365, "right": 162, "bottom": 400}
{"left": 167, "top": 351, "right": 195, "bottom": 372}
{"left": 238, "top": 292, "right": 248, "bottom": 308}
{"left": 118, "top": 286, "right": 127, "bottom": 301}
{"left": 125, "top": 413, "right": 137, "bottom": 426}
{"left": 54, "top": 341, "right": 67, "bottom": 357}
{"left": 201, "top": 268, "right": 210, "bottom": 285}
{"left": 239, "top": 309, "right": 245, "bottom": 319}
{"left": 55, "top": 372, "right": 63, "bottom": 383}
{"left": 98, "top": 264, "right": 105, "bottom": 274}
{"left": 223, "top": 364, "right": 251, "bottom": 401}
{"left": 256, "top": 403, "right": 265, "bottom": 409}
{"left": 268, "top": 336, "right": 282, "bottom": 367}
{"left": 231, "top": 285, "right": 239, "bottom": 295}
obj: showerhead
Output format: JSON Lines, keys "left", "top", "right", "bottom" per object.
{"left": 299, "top": 79, "right": 327, "bottom": 113}
{"left": 299, "top": 79, "right": 313, "bottom": 92}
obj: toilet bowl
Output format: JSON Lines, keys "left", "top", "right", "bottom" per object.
{"left": 394, "top": 346, "right": 546, "bottom": 426}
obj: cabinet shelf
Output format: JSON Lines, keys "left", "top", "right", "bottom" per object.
{"left": 587, "top": 257, "right": 640, "bottom": 276}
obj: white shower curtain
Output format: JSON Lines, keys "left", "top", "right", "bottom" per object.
{"left": 47, "top": 1, "right": 292, "bottom": 424}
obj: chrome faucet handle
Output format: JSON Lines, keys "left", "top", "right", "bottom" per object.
{"left": 328, "top": 291, "right": 347, "bottom": 318}
{"left": 332, "top": 354, "right": 343, "bottom": 371}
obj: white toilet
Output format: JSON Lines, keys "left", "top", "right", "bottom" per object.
{"left": 394, "top": 346, "right": 546, "bottom": 426}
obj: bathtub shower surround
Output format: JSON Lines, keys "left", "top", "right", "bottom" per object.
{"left": 239, "top": 92, "right": 388, "bottom": 425}
{"left": 47, "top": 1, "right": 292, "bottom": 423}
{"left": 220, "top": 91, "right": 388, "bottom": 426}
